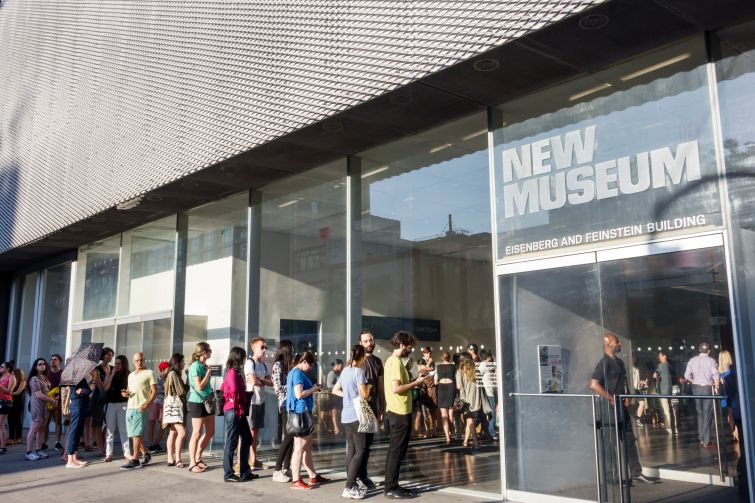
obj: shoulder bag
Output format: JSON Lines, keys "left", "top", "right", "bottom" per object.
{"left": 353, "top": 396, "right": 379, "bottom": 433}
{"left": 190, "top": 365, "right": 216, "bottom": 415}
{"left": 162, "top": 373, "right": 185, "bottom": 426}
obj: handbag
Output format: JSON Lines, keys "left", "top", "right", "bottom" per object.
{"left": 286, "top": 408, "right": 314, "bottom": 436}
{"left": 215, "top": 389, "right": 225, "bottom": 416}
{"left": 162, "top": 376, "right": 184, "bottom": 425}
{"left": 454, "top": 396, "right": 470, "bottom": 414}
{"left": 353, "top": 396, "right": 378, "bottom": 433}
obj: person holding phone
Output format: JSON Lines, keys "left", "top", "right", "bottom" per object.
{"left": 287, "top": 351, "right": 329, "bottom": 490}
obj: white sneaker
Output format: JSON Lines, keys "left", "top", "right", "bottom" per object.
{"left": 35, "top": 450, "right": 49, "bottom": 459}
{"left": 341, "top": 486, "right": 365, "bottom": 500}
{"left": 25, "top": 452, "right": 40, "bottom": 461}
{"left": 273, "top": 470, "right": 292, "bottom": 483}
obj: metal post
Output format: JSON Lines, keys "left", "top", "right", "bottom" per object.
{"left": 592, "top": 396, "right": 603, "bottom": 503}
{"left": 712, "top": 385, "right": 725, "bottom": 482}
{"left": 613, "top": 395, "right": 625, "bottom": 503}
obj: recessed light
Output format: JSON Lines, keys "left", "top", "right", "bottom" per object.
{"left": 145, "top": 195, "right": 163, "bottom": 202}
{"left": 578, "top": 14, "right": 609, "bottom": 31}
{"left": 473, "top": 58, "right": 499, "bottom": 72}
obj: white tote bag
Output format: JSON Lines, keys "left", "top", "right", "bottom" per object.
{"left": 353, "top": 396, "right": 378, "bottom": 433}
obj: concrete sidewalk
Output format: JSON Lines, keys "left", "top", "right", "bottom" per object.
{"left": 0, "top": 444, "right": 501, "bottom": 503}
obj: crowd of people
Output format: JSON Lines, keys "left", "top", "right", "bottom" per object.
{"left": 0, "top": 331, "right": 497, "bottom": 500}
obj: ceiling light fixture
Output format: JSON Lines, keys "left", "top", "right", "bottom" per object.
{"left": 619, "top": 53, "right": 691, "bottom": 81}
{"left": 277, "top": 198, "right": 301, "bottom": 208}
{"left": 361, "top": 166, "right": 389, "bottom": 179}
{"left": 578, "top": 13, "right": 609, "bottom": 31}
{"left": 473, "top": 58, "right": 500, "bottom": 72}
{"left": 568, "top": 82, "right": 611, "bottom": 102}
{"left": 429, "top": 143, "right": 453, "bottom": 154}
{"left": 462, "top": 128, "right": 487, "bottom": 141}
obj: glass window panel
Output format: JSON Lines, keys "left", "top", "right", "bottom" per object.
{"left": 183, "top": 192, "right": 248, "bottom": 361}
{"left": 38, "top": 263, "right": 72, "bottom": 360}
{"left": 358, "top": 113, "right": 499, "bottom": 495}
{"left": 493, "top": 38, "right": 721, "bottom": 262}
{"left": 258, "top": 160, "right": 347, "bottom": 445}
{"left": 13, "top": 272, "right": 38, "bottom": 378}
{"left": 142, "top": 318, "right": 172, "bottom": 369}
{"left": 716, "top": 19, "right": 755, "bottom": 492}
{"left": 74, "top": 236, "right": 121, "bottom": 321}
{"left": 118, "top": 216, "right": 176, "bottom": 316}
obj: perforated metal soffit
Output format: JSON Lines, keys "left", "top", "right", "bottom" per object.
{"left": 0, "top": 0, "right": 604, "bottom": 255}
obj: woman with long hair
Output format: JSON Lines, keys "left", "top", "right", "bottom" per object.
{"left": 272, "top": 340, "right": 294, "bottom": 482}
{"left": 187, "top": 342, "right": 214, "bottom": 473}
{"left": 0, "top": 361, "right": 17, "bottom": 455}
{"left": 435, "top": 351, "right": 457, "bottom": 444}
{"left": 287, "top": 351, "right": 329, "bottom": 490}
{"left": 25, "top": 358, "right": 56, "bottom": 460}
{"left": 332, "top": 344, "right": 370, "bottom": 499}
{"left": 8, "top": 365, "right": 26, "bottom": 445}
{"left": 164, "top": 353, "right": 187, "bottom": 467}
{"left": 103, "top": 355, "right": 130, "bottom": 462}
{"left": 456, "top": 358, "right": 491, "bottom": 448}
{"left": 222, "top": 346, "right": 258, "bottom": 482}
{"left": 66, "top": 369, "right": 96, "bottom": 468}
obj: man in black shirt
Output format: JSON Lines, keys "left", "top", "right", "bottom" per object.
{"left": 590, "top": 332, "right": 659, "bottom": 485}
{"left": 357, "top": 329, "right": 383, "bottom": 489}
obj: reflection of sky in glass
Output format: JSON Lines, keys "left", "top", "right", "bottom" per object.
{"left": 492, "top": 64, "right": 720, "bottom": 255}
{"left": 367, "top": 149, "right": 491, "bottom": 241}
{"left": 718, "top": 58, "right": 755, "bottom": 147}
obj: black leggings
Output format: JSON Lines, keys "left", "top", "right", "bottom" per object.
{"left": 8, "top": 394, "right": 25, "bottom": 440}
{"left": 275, "top": 409, "right": 294, "bottom": 471}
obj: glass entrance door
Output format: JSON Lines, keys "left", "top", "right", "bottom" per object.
{"left": 499, "top": 235, "right": 742, "bottom": 502}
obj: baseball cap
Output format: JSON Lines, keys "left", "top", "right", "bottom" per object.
{"left": 158, "top": 361, "right": 170, "bottom": 371}
{"left": 468, "top": 343, "right": 478, "bottom": 351}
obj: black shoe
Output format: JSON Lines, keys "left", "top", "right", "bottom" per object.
{"left": 121, "top": 459, "right": 141, "bottom": 470}
{"left": 41, "top": 443, "right": 48, "bottom": 450}
{"left": 361, "top": 477, "right": 377, "bottom": 488}
{"left": 384, "top": 487, "right": 416, "bottom": 499}
{"left": 0, "top": 448, "right": 7, "bottom": 455}
{"left": 634, "top": 474, "right": 660, "bottom": 484}
{"left": 142, "top": 453, "right": 151, "bottom": 466}
{"left": 225, "top": 474, "right": 241, "bottom": 483}
{"left": 54, "top": 442, "right": 63, "bottom": 451}
{"left": 240, "top": 471, "right": 259, "bottom": 481}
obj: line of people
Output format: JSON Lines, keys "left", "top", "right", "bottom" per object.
{"left": 0, "top": 330, "right": 496, "bottom": 501}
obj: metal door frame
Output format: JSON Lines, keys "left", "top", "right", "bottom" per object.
{"left": 497, "top": 231, "right": 733, "bottom": 503}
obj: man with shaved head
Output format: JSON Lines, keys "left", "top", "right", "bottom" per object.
{"left": 590, "top": 333, "right": 659, "bottom": 485}
{"left": 121, "top": 352, "right": 157, "bottom": 470}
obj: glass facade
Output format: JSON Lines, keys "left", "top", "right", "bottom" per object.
{"left": 7, "top": 19, "right": 755, "bottom": 503}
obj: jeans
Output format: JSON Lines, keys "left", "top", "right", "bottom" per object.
{"left": 105, "top": 402, "right": 130, "bottom": 458}
{"left": 67, "top": 398, "right": 88, "bottom": 456}
{"left": 620, "top": 408, "right": 642, "bottom": 478}
{"left": 344, "top": 421, "right": 371, "bottom": 488}
{"left": 487, "top": 395, "right": 497, "bottom": 438}
{"left": 224, "top": 410, "right": 252, "bottom": 479}
{"left": 384, "top": 411, "right": 412, "bottom": 492}
{"left": 275, "top": 408, "right": 294, "bottom": 471}
{"left": 692, "top": 384, "right": 713, "bottom": 444}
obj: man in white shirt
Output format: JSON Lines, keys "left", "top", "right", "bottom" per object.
{"left": 244, "top": 338, "right": 272, "bottom": 470}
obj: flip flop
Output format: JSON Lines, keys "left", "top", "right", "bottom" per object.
{"left": 197, "top": 460, "right": 209, "bottom": 470}
{"left": 188, "top": 464, "right": 206, "bottom": 473}
{"left": 176, "top": 461, "right": 185, "bottom": 468}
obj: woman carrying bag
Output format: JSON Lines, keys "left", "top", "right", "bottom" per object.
{"left": 332, "top": 345, "right": 376, "bottom": 500}
{"left": 221, "top": 347, "right": 259, "bottom": 483}
{"left": 187, "top": 342, "right": 215, "bottom": 473}
{"left": 286, "top": 351, "right": 329, "bottom": 490}
{"left": 163, "top": 353, "right": 187, "bottom": 467}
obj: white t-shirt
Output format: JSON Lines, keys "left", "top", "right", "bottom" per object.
{"left": 243, "top": 358, "right": 268, "bottom": 405}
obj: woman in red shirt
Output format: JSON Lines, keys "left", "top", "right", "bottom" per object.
{"left": 222, "top": 347, "right": 259, "bottom": 483}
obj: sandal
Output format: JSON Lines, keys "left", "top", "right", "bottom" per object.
{"left": 197, "top": 460, "right": 209, "bottom": 470}
{"left": 176, "top": 460, "right": 185, "bottom": 468}
{"left": 167, "top": 461, "right": 176, "bottom": 466}
{"left": 188, "top": 464, "right": 205, "bottom": 473}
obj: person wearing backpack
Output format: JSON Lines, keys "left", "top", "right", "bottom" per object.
{"left": 244, "top": 338, "right": 271, "bottom": 471}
